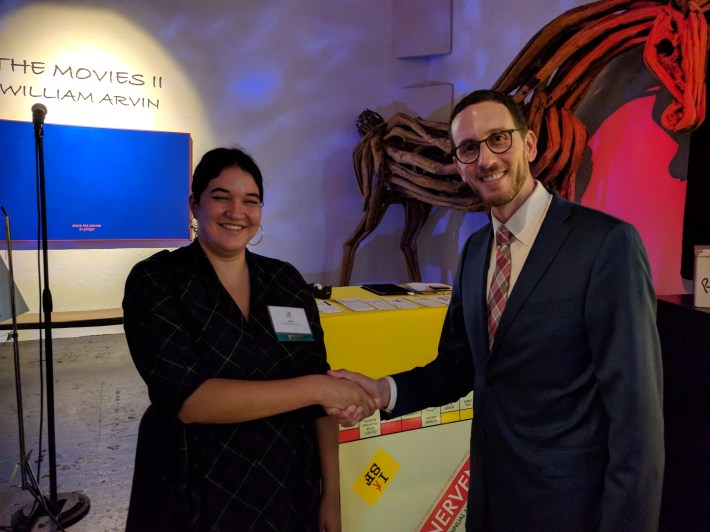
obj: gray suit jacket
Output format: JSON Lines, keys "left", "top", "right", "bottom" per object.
{"left": 391, "top": 193, "right": 664, "bottom": 531}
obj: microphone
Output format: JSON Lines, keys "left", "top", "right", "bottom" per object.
{"left": 32, "top": 103, "right": 47, "bottom": 125}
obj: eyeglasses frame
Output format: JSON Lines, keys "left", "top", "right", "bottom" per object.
{"left": 452, "top": 128, "right": 521, "bottom": 164}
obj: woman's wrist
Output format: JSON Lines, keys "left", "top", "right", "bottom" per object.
{"left": 306, "top": 373, "right": 329, "bottom": 406}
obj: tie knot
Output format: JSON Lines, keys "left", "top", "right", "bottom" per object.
{"left": 497, "top": 225, "right": 512, "bottom": 246}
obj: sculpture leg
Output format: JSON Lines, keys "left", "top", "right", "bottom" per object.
{"left": 400, "top": 200, "right": 432, "bottom": 282}
{"left": 340, "top": 192, "right": 390, "bottom": 286}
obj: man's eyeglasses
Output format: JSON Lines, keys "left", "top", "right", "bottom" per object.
{"left": 453, "top": 129, "right": 520, "bottom": 164}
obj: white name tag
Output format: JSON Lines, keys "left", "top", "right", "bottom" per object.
{"left": 267, "top": 306, "right": 314, "bottom": 341}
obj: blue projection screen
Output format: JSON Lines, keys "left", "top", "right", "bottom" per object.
{"left": 1, "top": 120, "right": 191, "bottom": 242}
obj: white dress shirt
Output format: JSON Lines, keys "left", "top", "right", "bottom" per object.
{"left": 487, "top": 180, "right": 553, "bottom": 297}
{"left": 384, "top": 181, "right": 553, "bottom": 412}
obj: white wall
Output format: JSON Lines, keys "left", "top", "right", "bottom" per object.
{"left": 8, "top": 0, "right": 686, "bottom": 341}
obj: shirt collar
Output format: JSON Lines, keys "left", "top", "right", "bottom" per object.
{"left": 491, "top": 180, "right": 552, "bottom": 246}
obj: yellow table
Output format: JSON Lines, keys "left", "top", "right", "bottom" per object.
{"left": 321, "top": 287, "right": 473, "bottom": 531}
{"left": 321, "top": 286, "right": 448, "bottom": 378}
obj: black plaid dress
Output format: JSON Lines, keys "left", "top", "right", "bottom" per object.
{"left": 122, "top": 241, "right": 328, "bottom": 531}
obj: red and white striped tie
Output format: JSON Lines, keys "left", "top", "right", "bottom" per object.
{"left": 487, "top": 225, "right": 512, "bottom": 348}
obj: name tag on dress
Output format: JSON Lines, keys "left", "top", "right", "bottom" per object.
{"left": 267, "top": 306, "right": 314, "bottom": 341}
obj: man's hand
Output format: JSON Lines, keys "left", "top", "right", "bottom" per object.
{"left": 325, "top": 369, "right": 391, "bottom": 426}
{"left": 318, "top": 374, "right": 377, "bottom": 423}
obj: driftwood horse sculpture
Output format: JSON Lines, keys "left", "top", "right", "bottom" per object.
{"left": 340, "top": 0, "right": 709, "bottom": 285}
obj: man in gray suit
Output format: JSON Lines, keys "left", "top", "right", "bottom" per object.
{"left": 330, "top": 89, "right": 664, "bottom": 531}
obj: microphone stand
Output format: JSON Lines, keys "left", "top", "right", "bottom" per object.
{"left": 2, "top": 207, "right": 29, "bottom": 492}
{"left": 11, "top": 105, "right": 90, "bottom": 530}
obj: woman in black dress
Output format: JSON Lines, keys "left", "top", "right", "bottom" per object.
{"left": 123, "top": 147, "right": 373, "bottom": 531}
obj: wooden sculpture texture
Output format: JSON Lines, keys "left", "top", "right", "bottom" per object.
{"left": 340, "top": 0, "right": 709, "bottom": 285}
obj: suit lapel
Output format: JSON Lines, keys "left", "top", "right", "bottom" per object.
{"left": 470, "top": 229, "right": 493, "bottom": 356}
{"left": 490, "top": 194, "right": 573, "bottom": 354}
{"left": 463, "top": 225, "right": 494, "bottom": 358}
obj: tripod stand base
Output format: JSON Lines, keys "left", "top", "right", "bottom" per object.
{"left": 11, "top": 491, "right": 90, "bottom": 530}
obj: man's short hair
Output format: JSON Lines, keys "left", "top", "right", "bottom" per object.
{"left": 449, "top": 90, "right": 528, "bottom": 147}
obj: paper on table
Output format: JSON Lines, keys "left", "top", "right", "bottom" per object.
{"left": 406, "top": 296, "right": 448, "bottom": 307}
{"left": 363, "top": 298, "right": 397, "bottom": 310}
{"left": 387, "top": 298, "right": 419, "bottom": 309}
{"left": 335, "top": 298, "right": 375, "bottom": 312}
{"left": 317, "top": 300, "right": 343, "bottom": 313}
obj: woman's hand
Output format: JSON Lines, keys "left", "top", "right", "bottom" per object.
{"left": 324, "top": 369, "right": 391, "bottom": 426}
{"left": 319, "top": 489, "right": 341, "bottom": 532}
{"left": 328, "top": 369, "right": 390, "bottom": 409}
{"left": 316, "top": 374, "right": 377, "bottom": 421}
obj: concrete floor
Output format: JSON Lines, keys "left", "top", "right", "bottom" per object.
{"left": 0, "top": 333, "right": 148, "bottom": 531}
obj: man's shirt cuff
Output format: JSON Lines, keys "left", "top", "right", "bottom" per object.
{"left": 384, "top": 375, "right": 397, "bottom": 412}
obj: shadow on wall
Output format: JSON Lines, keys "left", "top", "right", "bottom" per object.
{"left": 345, "top": 204, "right": 488, "bottom": 286}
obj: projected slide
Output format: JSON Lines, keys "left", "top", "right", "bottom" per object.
{"left": 0, "top": 120, "right": 191, "bottom": 242}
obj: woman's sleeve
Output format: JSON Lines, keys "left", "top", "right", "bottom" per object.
{"left": 122, "top": 255, "right": 208, "bottom": 417}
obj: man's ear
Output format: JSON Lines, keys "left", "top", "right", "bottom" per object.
{"left": 453, "top": 158, "right": 465, "bottom": 178}
{"left": 524, "top": 129, "right": 538, "bottom": 162}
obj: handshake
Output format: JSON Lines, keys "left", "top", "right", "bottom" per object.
{"left": 320, "top": 369, "right": 391, "bottom": 426}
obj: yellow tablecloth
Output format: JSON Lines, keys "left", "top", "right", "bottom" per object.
{"left": 321, "top": 286, "right": 448, "bottom": 377}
